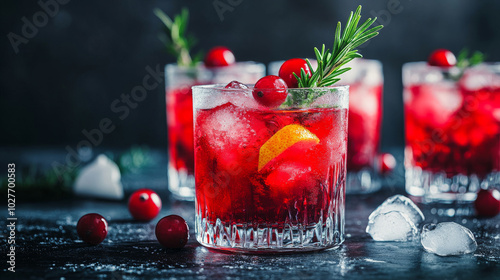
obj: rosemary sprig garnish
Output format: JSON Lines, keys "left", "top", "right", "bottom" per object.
{"left": 296, "top": 5, "right": 383, "bottom": 88}
{"left": 447, "top": 48, "right": 485, "bottom": 81}
{"left": 154, "top": 8, "right": 202, "bottom": 67}
{"left": 456, "top": 48, "right": 484, "bottom": 69}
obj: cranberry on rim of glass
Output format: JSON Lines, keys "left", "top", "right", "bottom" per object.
{"left": 278, "top": 58, "right": 312, "bottom": 88}
{"left": 428, "top": 49, "right": 457, "bottom": 67}
{"left": 404, "top": 48, "right": 500, "bottom": 204}
{"left": 252, "top": 75, "right": 288, "bottom": 107}
{"left": 155, "top": 8, "right": 265, "bottom": 201}
{"left": 204, "top": 46, "right": 236, "bottom": 67}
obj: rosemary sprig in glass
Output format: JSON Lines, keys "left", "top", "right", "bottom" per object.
{"left": 456, "top": 48, "right": 484, "bottom": 69}
{"left": 296, "top": 5, "right": 383, "bottom": 88}
{"left": 445, "top": 48, "right": 485, "bottom": 81}
{"left": 154, "top": 8, "right": 202, "bottom": 67}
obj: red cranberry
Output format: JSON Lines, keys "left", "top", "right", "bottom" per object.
{"left": 379, "top": 153, "right": 396, "bottom": 175}
{"left": 77, "top": 213, "right": 108, "bottom": 245}
{"left": 278, "top": 58, "right": 312, "bottom": 88}
{"left": 474, "top": 189, "right": 500, "bottom": 217}
{"left": 155, "top": 215, "right": 189, "bottom": 249}
{"left": 204, "top": 46, "right": 235, "bottom": 67}
{"left": 252, "top": 75, "right": 288, "bottom": 108}
{"left": 225, "top": 80, "right": 249, "bottom": 89}
{"left": 428, "top": 49, "right": 457, "bottom": 67}
{"left": 128, "top": 189, "right": 162, "bottom": 221}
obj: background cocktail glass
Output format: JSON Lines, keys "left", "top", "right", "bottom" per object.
{"left": 403, "top": 62, "right": 500, "bottom": 203}
{"left": 339, "top": 59, "right": 384, "bottom": 194}
{"left": 193, "top": 84, "right": 349, "bottom": 253}
{"left": 165, "top": 62, "right": 265, "bottom": 200}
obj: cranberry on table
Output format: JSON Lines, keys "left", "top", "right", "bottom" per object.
{"left": 474, "top": 189, "right": 500, "bottom": 217}
{"left": 204, "top": 46, "right": 235, "bottom": 67}
{"left": 225, "top": 80, "right": 249, "bottom": 89}
{"left": 278, "top": 58, "right": 312, "bottom": 88}
{"left": 77, "top": 213, "right": 108, "bottom": 245}
{"left": 379, "top": 153, "right": 396, "bottom": 175}
{"left": 252, "top": 75, "right": 288, "bottom": 108}
{"left": 428, "top": 49, "right": 457, "bottom": 67}
{"left": 155, "top": 215, "right": 189, "bottom": 249}
{"left": 128, "top": 189, "right": 162, "bottom": 221}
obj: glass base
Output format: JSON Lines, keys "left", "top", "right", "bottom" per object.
{"left": 405, "top": 166, "right": 500, "bottom": 203}
{"left": 168, "top": 166, "right": 195, "bottom": 201}
{"left": 195, "top": 216, "right": 344, "bottom": 254}
{"left": 346, "top": 169, "right": 381, "bottom": 194}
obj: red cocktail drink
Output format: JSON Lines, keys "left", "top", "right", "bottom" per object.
{"left": 193, "top": 85, "right": 348, "bottom": 253}
{"left": 404, "top": 62, "right": 500, "bottom": 202}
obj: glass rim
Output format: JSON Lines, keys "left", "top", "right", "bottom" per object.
{"left": 165, "top": 61, "right": 265, "bottom": 73}
{"left": 403, "top": 61, "right": 500, "bottom": 69}
{"left": 191, "top": 84, "right": 350, "bottom": 91}
{"left": 192, "top": 84, "right": 349, "bottom": 110}
{"left": 268, "top": 58, "right": 382, "bottom": 76}
{"left": 269, "top": 57, "right": 382, "bottom": 64}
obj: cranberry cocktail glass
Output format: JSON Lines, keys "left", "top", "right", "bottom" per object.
{"left": 165, "top": 63, "right": 265, "bottom": 200}
{"left": 404, "top": 62, "right": 500, "bottom": 203}
{"left": 193, "top": 84, "right": 349, "bottom": 253}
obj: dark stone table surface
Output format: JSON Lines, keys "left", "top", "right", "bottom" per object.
{"left": 1, "top": 147, "right": 500, "bottom": 279}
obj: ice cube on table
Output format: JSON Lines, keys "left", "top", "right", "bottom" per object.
{"left": 74, "top": 154, "right": 124, "bottom": 200}
{"left": 369, "top": 195, "right": 425, "bottom": 227}
{"left": 366, "top": 211, "right": 418, "bottom": 241}
{"left": 420, "top": 222, "right": 477, "bottom": 256}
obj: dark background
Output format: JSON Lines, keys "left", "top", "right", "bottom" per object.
{"left": 1, "top": 0, "right": 499, "bottom": 151}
